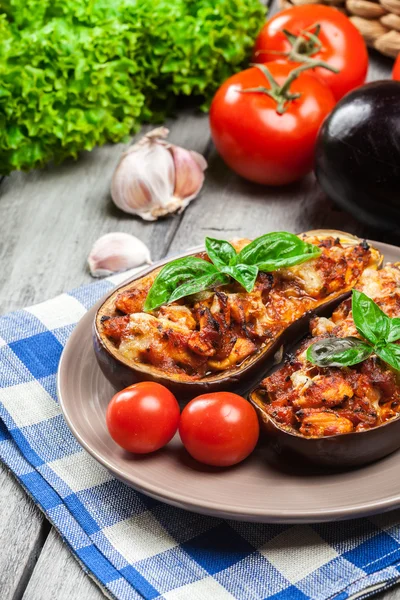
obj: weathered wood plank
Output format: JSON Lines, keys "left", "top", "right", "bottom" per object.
{"left": 0, "top": 463, "right": 47, "bottom": 600}
{"left": 0, "top": 111, "right": 210, "bottom": 315}
{"left": 22, "top": 529, "right": 102, "bottom": 600}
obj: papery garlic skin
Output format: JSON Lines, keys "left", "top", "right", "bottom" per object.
{"left": 88, "top": 232, "right": 152, "bottom": 278}
{"left": 111, "top": 127, "right": 207, "bottom": 221}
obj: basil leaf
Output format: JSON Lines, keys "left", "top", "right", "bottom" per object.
{"left": 169, "top": 272, "right": 230, "bottom": 304}
{"left": 220, "top": 264, "right": 259, "bottom": 293}
{"left": 236, "top": 232, "right": 321, "bottom": 271}
{"left": 306, "top": 336, "right": 373, "bottom": 367}
{"left": 144, "top": 257, "right": 222, "bottom": 312}
{"left": 352, "top": 290, "right": 391, "bottom": 345}
{"left": 387, "top": 318, "right": 400, "bottom": 343}
{"left": 205, "top": 237, "right": 237, "bottom": 270}
{"left": 375, "top": 343, "right": 400, "bottom": 372}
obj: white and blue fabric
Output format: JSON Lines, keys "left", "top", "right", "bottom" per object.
{"left": 2, "top": 269, "right": 400, "bottom": 600}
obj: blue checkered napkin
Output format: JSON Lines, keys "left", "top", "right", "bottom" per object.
{"left": 3, "top": 273, "right": 400, "bottom": 600}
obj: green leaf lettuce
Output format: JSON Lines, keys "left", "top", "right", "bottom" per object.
{"left": 0, "top": 0, "right": 266, "bottom": 173}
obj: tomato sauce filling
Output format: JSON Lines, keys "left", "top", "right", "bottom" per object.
{"left": 256, "top": 264, "right": 400, "bottom": 437}
{"left": 100, "top": 236, "right": 375, "bottom": 381}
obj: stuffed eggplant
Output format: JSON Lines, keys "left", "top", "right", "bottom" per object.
{"left": 94, "top": 230, "right": 381, "bottom": 401}
{"left": 249, "top": 264, "right": 400, "bottom": 468}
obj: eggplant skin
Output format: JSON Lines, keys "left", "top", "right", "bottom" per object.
{"left": 315, "top": 81, "right": 400, "bottom": 231}
{"left": 249, "top": 390, "right": 400, "bottom": 468}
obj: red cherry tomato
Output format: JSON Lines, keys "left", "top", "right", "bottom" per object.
{"left": 106, "top": 382, "right": 180, "bottom": 453}
{"left": 209, "top": 62, "right": 335, "bottom": 185}
{"left": 253, "top": 5, "right": 368, "bottom": 101}
{"left": 179, "top": 392, "right": 259, "bottom": 467}
{"left": 393, "top": 55, "right": 400, "bottom": 80}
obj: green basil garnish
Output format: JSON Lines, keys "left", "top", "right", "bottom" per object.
{"left": 143, "top": 257, "right": 228, "bottom": 312}
{"left": 306, "top": 337, "right": 373, "bottom": 368}
{"left": 236, "top": 232, "right": 321, "bottom": 271}
{"left": 387, "top": 318, "right": 400, "bottom": 344}
{"left": 219, "top": 264, "right": 259, "bottom": 293}
{"left": 307, "top": 290, "right": 400, "bottom": 372}
{"left": 352, "top": 290, "right": 390, "bottom": 345}
{"left": 375, "top": 343, "right": 400, "bottom": 372}
{"left": 205, "top": 237, "right": 237, "bottom": 270}
{"left": 144, "top": 232, "right": 320, "bottom": 312}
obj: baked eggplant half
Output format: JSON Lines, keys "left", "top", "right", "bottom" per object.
{"left": 249, "top": 263, "right": 400, "bottom": 468}
{"left": 93, "top": 230, "right": 381, "bottom": 401}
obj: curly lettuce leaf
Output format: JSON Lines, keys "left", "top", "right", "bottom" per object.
{"left": 0, "top": 0, "right": 265, "bottom": 173}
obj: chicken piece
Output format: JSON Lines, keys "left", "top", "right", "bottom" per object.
{"left": 158, "top": 305, "right": 196, "bottom": 330}
{"left": 379, "top": 402, "right": 400, "bottom": 423}
{"left": 114, "top": 272, "right": 156, "bottom": 314}
{"left": 228, "top": 291, "right": 281, "bottom": 341}
{"left": 252, "top": 272, "right": 274, "bottom": 303}
{"left": 230, "top": 238, "right": 252, "bottom": 252}
{"left": 187, "top": 307, "right": 219, "bottom": 357}
{"left": 263, "top": 363, "right": 297, "bottom": 401}
{"left": 361, "top": 357, "right": 397, "bottom": 398}
{"left": 189, "top": 293, "right": 237, "bottom": 359}
{"left": 101, "top": 315, "right": 130, "bottom": 343}
{"left": 210, "top": 292, "right": 231, "bottom": 328}
{"left": 208, "top": 337, "right": 256, "bottom": 371}
{"left": 118, "top": 313, "right": 207, "bottom": 377}
{"left": 299, "top": 412, "right": 354, "bottom": 437}
{"left": 292, "top": 374, "right": 354, "bottom": 409}
{"left": 266, "top": 405, "right": 296, "bottom": 428}
{"left": 351, "top": 373, "right": 381, "bottom": 406}
{"left": 115, "top": 287, "right": 149, "bottom": 314}
{"left": 310, "top": 317, "right": 335, "bottom": 337}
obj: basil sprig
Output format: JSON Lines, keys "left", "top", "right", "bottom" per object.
{"left": 144, "top": 232, "right": 321, "bottom": 312}
{"left": 307, "top": 290, "right": 400, "bottom": 372}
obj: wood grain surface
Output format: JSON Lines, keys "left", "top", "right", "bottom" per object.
{"left": 0, "top": 9, "right": 398, "bottom": 600}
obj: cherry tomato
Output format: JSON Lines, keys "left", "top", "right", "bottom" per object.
{"left": 393, "top": 55, "right": 400, "bottom": 80}
{"left": 106, "top": 382, "right": 180, "bottom": 453}
{"left": 179, "top": 392, "right": 259, "bottom": 467}
{"left": 253, "top": 5, "right": 368, "bottom": 101}
{"left": 209, "top": 62, "right": 335, "bottom": 185}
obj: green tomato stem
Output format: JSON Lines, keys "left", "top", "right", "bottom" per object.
{"left": 241, "top": 61, "right": 338, "bottom": 114}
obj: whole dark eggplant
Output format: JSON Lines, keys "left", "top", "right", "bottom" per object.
{"left": 315, "top": 81, "right": 400, "bottom": 231}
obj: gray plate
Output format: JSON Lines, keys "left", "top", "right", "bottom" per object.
{"left": 57, "top": 240, "right": 400, "bottom": 523}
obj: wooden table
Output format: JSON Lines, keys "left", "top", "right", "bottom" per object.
{"left": 0, "top": 23, "right": 399, "bottom": 600}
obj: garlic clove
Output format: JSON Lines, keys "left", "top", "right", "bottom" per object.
{"left": 111, "top": 132, "right": 175, "bottom": 221}
{"left": 111, "top": 127, "right": 207, "bottom": 221}
{"left": 88, "top": 232, "right": 152, "bottom": 278}
{"left": 170, "top": 145, "right": 207, "bottom": 203}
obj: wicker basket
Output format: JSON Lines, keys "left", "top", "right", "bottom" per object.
{"left": 279, "top": 0, "right": 400, "bottom": 57}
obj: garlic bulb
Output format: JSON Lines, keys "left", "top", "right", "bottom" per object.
{"left": 111, "top": 127, "right": 207, "bottom": 221}
{"left": 88, "top": 232, "right": 151, "bottom": 278}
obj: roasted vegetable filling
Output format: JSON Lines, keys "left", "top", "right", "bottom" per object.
{"left": 257, "top": 264, "right": 400, "bottom": 437}
{"left": 100, "top": 236, "right": 375, "bottom": 380}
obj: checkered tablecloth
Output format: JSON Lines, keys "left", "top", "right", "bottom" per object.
{"left": 2, "top": 269, "right": 400, "bottom": 600}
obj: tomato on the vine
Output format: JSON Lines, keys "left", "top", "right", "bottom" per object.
{"left": 210, "top": 61, "right": 335, "bottom": 185}
{"left": 393, "top": 55, "right": 400, "bottom": 81}
{"left": 179, "top": 392, "right": 259, "bottom": 467}
{"left": 253, "top": 5, "right": 368, "bottom": 101}
{"left": 106, "top": 382, "right": 180, "bottom": 453}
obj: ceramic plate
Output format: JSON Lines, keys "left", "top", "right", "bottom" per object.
{"left": 58, "top": 240, "right": 400, "bottom": 523}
